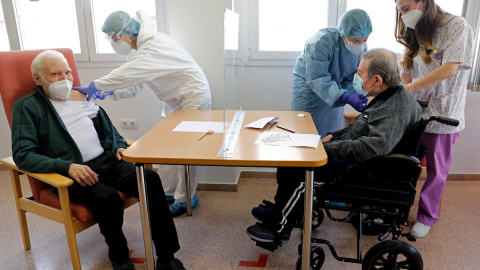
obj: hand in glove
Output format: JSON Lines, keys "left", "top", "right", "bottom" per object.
{"left": 340, "top": 92, "right": 369, "bottom": 112}
{"left": 72, "top": 82, "right": 99, "bottom": 101}
{"left": 92, "top": 90, "right": 114, "bottom": 100}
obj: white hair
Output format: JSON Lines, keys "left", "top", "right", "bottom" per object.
{"left": 31, "top": 50, "right": 69, "bottom": 76}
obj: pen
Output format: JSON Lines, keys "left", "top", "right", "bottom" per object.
{"left": 268, "top": 121, "right": 277, "bottom": 129}
{"left": 276, "top": 125, "right": 295, "bottom": 133}
{"left": 198, "top": 130, "right": 214, "bottom": 140}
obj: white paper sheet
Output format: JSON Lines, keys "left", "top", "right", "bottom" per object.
{"left": 245, "top": 117, "right": 278, "bottom": 129}
{"left": 254, "top": 132, "right": 321, "bottom": 148}
{"left": 172, "top": 121, "right": 226, "bottom": 133}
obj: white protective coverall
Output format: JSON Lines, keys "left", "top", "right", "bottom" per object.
{"left": 94, "top": 10, "right": 212, "bottom": 203}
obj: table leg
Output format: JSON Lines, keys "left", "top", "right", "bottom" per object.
{"left": 185, "top": 165, "right": 192, "bottom": 216}
{"left": 302, "top": 168, "right": 314, "bottom": 270}
{"left": 135, "top": 164, "right": 155, "bottom": 270}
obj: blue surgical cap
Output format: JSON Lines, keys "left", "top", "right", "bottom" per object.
{"left": 338, "top": 9, "right": 372, "bottom": 38}
{"left": 102, "top": 11, "right": 140, "bottom": 35}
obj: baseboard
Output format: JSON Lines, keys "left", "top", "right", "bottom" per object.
{"left": 239, "top": 171, "right": 276, "bottom": 179}
{"left": 196, "top": 183, "right": 238, "bottom": 192}
{"left": 446, "top": 174, "right": 480, "bottom": 181}
{"left": 418, "top": 167, "right": 480, "bottom": 181}
{"left": 196, "top": 171, "right": 276, "bottom": 192}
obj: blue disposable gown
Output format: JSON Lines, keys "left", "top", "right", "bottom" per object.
{"left": 292, "top": 28, "right": 362, "bottom": 137}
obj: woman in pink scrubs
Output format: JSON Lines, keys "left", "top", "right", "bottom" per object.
{"left": 394, "top": 0, "right": 474, "bottom": 237}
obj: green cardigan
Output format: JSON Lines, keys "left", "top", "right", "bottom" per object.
{"left": 11, "top": 86, "right": 128, "bottom": 176}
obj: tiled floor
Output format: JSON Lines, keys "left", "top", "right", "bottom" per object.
{"left": 1, "top": 170, "right": 479, "bottom": 269}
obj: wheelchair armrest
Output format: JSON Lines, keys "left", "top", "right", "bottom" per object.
{"left": 1, "top": 156, "right": 74, "bottom": 188}
{"left": 380, "top": 153, "right": 420, "bottom": 164}
{"left": 337, "top": 153, "right": 421, "bottom": 185}
{"left": 417, "top": 100, "right": 428, "bottom": 108}
{"left": 416, "top": 101, "right": 458, "bottom": 126}
{"left": 425, "top": 116, "right": 459, "bottom": 127}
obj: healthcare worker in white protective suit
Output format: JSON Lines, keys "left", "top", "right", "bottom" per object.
{"left": 73, "top": 10, "right": 211, "bottom": 217}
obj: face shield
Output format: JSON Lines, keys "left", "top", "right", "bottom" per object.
{"left": 105, "top": 32, "right": 123, "bottom": 45}
{"left": 104, "top": 17, "right": 132, "bottom": 44}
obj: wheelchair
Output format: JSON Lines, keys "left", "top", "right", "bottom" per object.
{"left": 251, "top": 101, "right": 459, "bottom": 270}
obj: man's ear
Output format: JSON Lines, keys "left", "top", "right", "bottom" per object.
{"left": 33, "top": 73, "right": 42, "bottom": 86}
{"left": 374, "top": 74, "right": 383, "bottom": 86}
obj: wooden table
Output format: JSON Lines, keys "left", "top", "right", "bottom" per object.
{"left": 122, "top": 110, "right": 328, "bottom": 270}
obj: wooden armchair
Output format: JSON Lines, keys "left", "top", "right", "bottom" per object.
{"left": 0, "top": 48, "right": 138, "bottom": 270}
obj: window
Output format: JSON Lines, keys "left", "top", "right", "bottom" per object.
{"left": 0, "top": 1, "right": 10, "bottom": 51}
{"left": 91, "top": 1, "right": 156, "bottom": 54}
{"left": 248, "top": 0, "right": 466, "bottom": 63}
{"left": 1, "top": 0, "right": 165, "bottom": 62}
{"left": 249, "top": 0, "right": 330, "bottom": 60}
{"left": 15, "top": 0, "right": 81, "bottom": 52}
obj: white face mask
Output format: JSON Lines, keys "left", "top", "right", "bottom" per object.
{"left": 353, "top": 73, "right": 375, "bottom": 95}
{"left": 344, "top": 38, "right": 366, "bottom": 56}
{"left": 401, "top": 1, "right": 422, "bottom": 29}
{"left": 111, "top": 40, "right": 133, "bottom": 55}
{"left": 41, "top": 76, "right": 73, "bottom": 100}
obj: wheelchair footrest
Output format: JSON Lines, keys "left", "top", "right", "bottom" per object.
{"left": 254, "top": 240, "right": 282, "bottom": 252}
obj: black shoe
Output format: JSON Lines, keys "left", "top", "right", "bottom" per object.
{"left": 251, "top": 204, "right": 275, "bottom": 222}
{"left": 246, "top": 222, "right": 292, "bottom": 243}
{"left": 156, "top": 258, "right": 186, "bottom": 270}
{"left": 110, "top": 258, "right": 136, "bottom": 270}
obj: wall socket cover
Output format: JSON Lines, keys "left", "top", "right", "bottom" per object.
{"left": 120, "top": 119, "right": 138, "bottom": 129}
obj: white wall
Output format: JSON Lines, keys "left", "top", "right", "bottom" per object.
{"left": 1, "top": 0, "right": 479, "bottom": 179}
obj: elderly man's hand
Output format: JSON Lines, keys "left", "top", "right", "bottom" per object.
{"left": 321, "top": 134, "right": 333, "bottom": 143}
{"left": 116, "top": 148, "right": 126, "bottom": 160}
{"left": 68, "top": 163, "right": 99, "bottom": 187}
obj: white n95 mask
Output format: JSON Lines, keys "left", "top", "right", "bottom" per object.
{"left": 41, "top": 76, "right": 73, "bottom": 100}
{"left": 111, "top": 40, "right": 133, "bottom": 55}
{"left": 345, "top": 41, "right": 366, "bottom": 56}
{"left": 344, "top": 38, "right": 366, "bottom": 56}
{"left": 401, "top": 2, "right": 422, "bottom": 29}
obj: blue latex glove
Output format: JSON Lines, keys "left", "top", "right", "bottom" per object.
{"left": 92, "top": 90, "right": 114, "bottom": 100}
{"left": 72, "top": 82, "right": 98, "bottom": 101}
{"left": 340, "top": 92, "right": 369, "bottom": 112}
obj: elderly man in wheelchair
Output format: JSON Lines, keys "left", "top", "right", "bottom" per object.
{"left": 246, "top": 48, "right": 458, "bottom": 269}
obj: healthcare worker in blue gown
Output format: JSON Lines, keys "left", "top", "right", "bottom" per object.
{"left": 292, "top": 9, "right": 372, "bottom": 137}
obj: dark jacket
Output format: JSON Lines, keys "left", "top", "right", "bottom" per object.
{"left": 323, "top": 85, "right": 422, "bottom": 162}
{"left": 12, "top": 86, "right": 127, "bottom": 176}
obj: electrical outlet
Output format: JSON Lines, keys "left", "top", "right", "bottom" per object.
{"left": 120, "top": 119, "right": 138, "bottom": 129}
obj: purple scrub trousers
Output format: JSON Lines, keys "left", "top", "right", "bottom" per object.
{"left": 417, "top": 132, "right": 459, "bottom": 226}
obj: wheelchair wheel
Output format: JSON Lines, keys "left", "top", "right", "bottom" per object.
{"left": 294, "top": 207, "right": 324, "bottom": 230}
{"left": 311, "top": 207, "right": 324, "bottom": 230}
{"left": 295, "top": 246, "right": 325, "bottom": 270}
{"left": 362, "top": 240, "right": 423, "bottom": 270}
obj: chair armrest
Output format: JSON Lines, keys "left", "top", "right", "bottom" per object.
{"left": 125, "top": 138, "right": 136, "bottom": 147}
{"left": 1, "top": 157, "right": 74, "bottom": 188}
